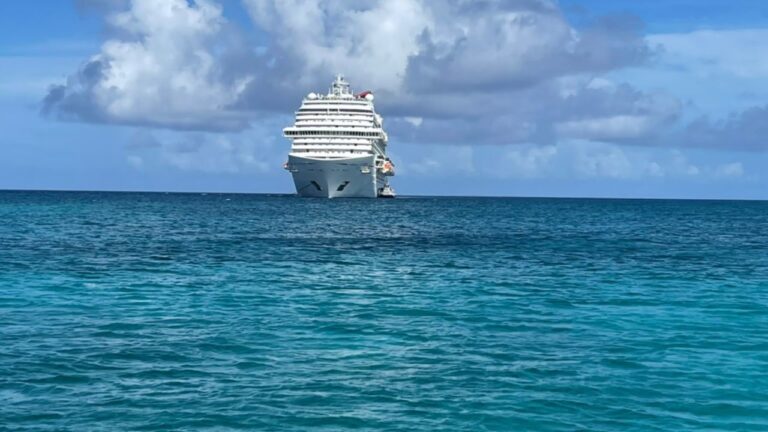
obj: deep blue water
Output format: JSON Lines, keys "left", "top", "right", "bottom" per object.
{"left": 1, "top": 191, "right": 768, "bottom": 431}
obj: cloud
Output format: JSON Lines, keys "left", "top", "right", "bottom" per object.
{"left": 487, "top": 141, "right": 744, "bottom": 181}
{"left": 237, "top": 0, "right": 674, "bottom": 147}
{"left": 50, "top": 0, "right": 661, "bottom": 134}
{"left": 405, "top": 5, "right": 650, "bottom": 93}
{"left": 43, "top": 0, "right": 714, "bottom": 154}
{"left": 43, "top": 0, "right": 256, "bottom": 131}
{"left": 683, "top": 105, "right": 768, "bottom": 151}
{"left": 126, "top": 154, "right": 144, "bottom": 168}
{"left": 618, "top": 28, "right": 768, "bottom": 152}
{"left": 553, "top": 80, "right": 681, "bottom": 142}
{"left": 500, "top": 141, "right": 643, "bottom": 179}
{"left": 649, "top": 29, "right": 768, "bottom": 79}
{"left": 399, "top": 145, "right": 475, "bottom": 176}
{"left": 388, "top": 77, "right": 681, "bottom": 145}
{"left": 241, "top": 0, "right": 430, "bottom": 94}
{"left": 125, "top": 129, "right": 277, "bottom": 174}
{"left": 240, "top": 0, "right": 654, "bottom": 103}
{"left": 240, "top": 0, "right": 651, "bottom": 96}
{"left": 715, "top": 162, "right": 744, "bottom": 178}
{"left": 161, "top": 136, "right": 270, "bottom": 173}
{"left": 504, "top": 145, "right": 558, "bottom": 178}
{"left": 403, "top": 117, "right": 423, "bottom": 127}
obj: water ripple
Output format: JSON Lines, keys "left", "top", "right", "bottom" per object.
{"left": 1, "top": 192, "right": 767, "bottom": 431}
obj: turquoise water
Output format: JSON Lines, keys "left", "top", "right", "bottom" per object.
{"left": 1, "top": 191, "right": 768, "bottom": 431}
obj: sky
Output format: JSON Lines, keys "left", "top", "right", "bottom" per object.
{"left": 1, "top": 0, "right": 768, "bottom": 199}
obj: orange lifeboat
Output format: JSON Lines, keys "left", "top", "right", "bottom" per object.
{"left": 381, "top": 161, "right": 395, "bottom": 176}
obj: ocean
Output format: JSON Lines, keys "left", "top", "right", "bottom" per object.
{"left": 1, "top": 191, "right": 767, "bottom": 431}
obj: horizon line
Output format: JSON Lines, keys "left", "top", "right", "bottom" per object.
{"left": 1, "top": 188, "right": 766, "bottom": 203}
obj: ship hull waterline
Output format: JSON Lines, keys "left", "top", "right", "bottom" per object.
{"left": 288, "top": 155, "right": 387, "bottom": 198}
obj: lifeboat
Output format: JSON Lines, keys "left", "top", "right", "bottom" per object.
{"left": 381, "top": 160, "right": 395, "bottom": 176}
{"left": 356, "top": 90, "right": 374, "bottom": 101}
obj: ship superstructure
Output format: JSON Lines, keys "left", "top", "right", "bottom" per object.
{"left": 283, "top": 75, "right": 395, "bottom": 198}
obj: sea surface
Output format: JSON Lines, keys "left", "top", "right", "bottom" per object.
{"left": 1, "top": 191, "right": 767, "bottom": 431}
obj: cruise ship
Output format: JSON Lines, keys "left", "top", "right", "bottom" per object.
{"left": 283, "top": 75, "right": 395, "bottom": 198}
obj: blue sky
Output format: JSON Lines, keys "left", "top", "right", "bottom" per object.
{"left": 1, "top": 0, "right": 768, "bottom": 199}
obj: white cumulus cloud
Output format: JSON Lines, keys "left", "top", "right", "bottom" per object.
{"left": 43, "top": 0, "right": 255, "bottom": 131}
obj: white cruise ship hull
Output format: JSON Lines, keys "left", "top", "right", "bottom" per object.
{"left": 288, "top": 155, "right": 385, "bottom": 198}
